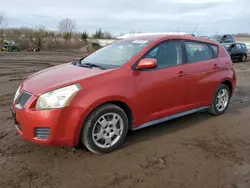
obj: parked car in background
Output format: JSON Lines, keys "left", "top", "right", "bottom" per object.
{"left": 12, "top": 34, "right": 236, "bottom": 154}
{"left": 222, "top": 42, "right": 248, "bottom": 62}
{"left": 209, "top": 34, "right": 236, "bottom": 43}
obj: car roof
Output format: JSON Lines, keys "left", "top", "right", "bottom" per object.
{"left": 223, "top": 42, "right": 246, "bottom": 45}
{"left": 122, "top": 34, "right": 220, "bottom": 45}
{"left": 235, "top": 42, "right": 246, "bottom": 45}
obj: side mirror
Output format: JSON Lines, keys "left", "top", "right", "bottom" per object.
{"left": 137, "top": 58, "right": 157, "bottom": 70}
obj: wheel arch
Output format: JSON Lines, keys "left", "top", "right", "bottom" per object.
{"left": 221, "top": 79, "right": 233, "bottom": 96}
{"left": 74, "top": 98, "right": 134, "bottom": 146}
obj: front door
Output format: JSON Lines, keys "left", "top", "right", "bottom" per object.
{"left": 229, "top": 44, "right": 240, "bottom": 60}
{"left": 133, "top": 40, "right": 189, "bottom": 127}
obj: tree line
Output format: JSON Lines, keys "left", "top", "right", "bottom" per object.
{"left": 0, "top": 15, "right": 115, "bottom": 50}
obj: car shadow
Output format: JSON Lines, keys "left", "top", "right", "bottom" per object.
{"left": 122, "top": 101, "right": 250, "bottom": 149}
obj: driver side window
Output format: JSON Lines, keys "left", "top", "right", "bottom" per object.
{"left": 144, "top": 41, "right": 182, "bottom": 69}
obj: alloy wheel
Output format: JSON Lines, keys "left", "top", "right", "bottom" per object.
{"left": 92, "top": 113, "right": 124, "bottom": 149}
{"left": 215, "top": 88, "right": 229, "bottom": 112}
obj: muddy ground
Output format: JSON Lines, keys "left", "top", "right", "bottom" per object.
{"left": 0, "top": 52, "right": 250, "bottom": 188}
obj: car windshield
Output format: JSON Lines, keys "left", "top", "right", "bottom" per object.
{"left": 209, "top": 35, "right": 222, "bottom": 40}
{"left": 81, "top": 39, "right": 152, "bottom": 68}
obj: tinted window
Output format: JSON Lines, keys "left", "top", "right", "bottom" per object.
{"left": 231, "top": 44, "right": 237, "bottom": 50}
{"left": 241, "top": 44, "right": 247, "bottom": 49}
{"left": 210, "top": 44, "right": 219, "bottom": 57}
{"left": 144, "top": 41, "right": 182, "bottom": 69}
{"left": 236, "top": 44, "right": 242, "bottom": 49}
{"left": 185, "top": 42, "right": 214, "bottom": 63}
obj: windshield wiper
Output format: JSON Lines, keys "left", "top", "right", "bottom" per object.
{"left": 79, "top": 63, "right": 106, "bottom": 70}
{"left": 72, "top": 57, "right": 84, "bottom": 66}
{"left": 72, "top": 58, "right": 106, "bottom": 70}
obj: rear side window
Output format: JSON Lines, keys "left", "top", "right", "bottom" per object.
{"left": 236, "top": 44, "right": 242, "bottom": 49}
{"left": 210, "top": 44, "right": 219, "bottom": 57}
{"left": 241, "top": 44, "right": 247, "bottom": 49}
{"left": 185, "top": 42, "right": 214, "bottom": 63}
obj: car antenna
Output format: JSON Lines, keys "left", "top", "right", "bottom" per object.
{"left": 192, "top": 23, "right": 199, "bottom": 36}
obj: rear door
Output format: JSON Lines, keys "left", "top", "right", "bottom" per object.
{"left": 241, "top": 43, "right": 248, "bottom": 54}
{"left": 180, "top": 41, "right": 220, "bottom": 108}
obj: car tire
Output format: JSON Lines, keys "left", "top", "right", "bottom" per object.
{"left": 81, "top": 104, "right": 129, "bottom": 154}
{"left": 208, "top": 84, "right": 231, "bottom": 115}
{"left": 240, "top": 54, "right": 247, "bottom": 62}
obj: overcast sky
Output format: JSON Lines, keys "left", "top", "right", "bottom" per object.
{"left": 1, "top": 0, "right": 250, "bottom": 36}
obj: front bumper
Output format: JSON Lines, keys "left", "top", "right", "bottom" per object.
{"left": 11, "top": 104, "right": 84, "bottom": 147}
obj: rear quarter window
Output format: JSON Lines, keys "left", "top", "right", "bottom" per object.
{"left": 241, "top": 44, "right": 247, "bottom": 49}
{"left": 209, "top": 44, "right": 219, "bottom": 57}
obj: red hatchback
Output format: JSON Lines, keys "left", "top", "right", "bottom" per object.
{"left": 12, "top": 34, "right": 236, "bottom": 154}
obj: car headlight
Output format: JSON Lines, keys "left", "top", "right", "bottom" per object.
{"left": 13, "top": 85, "right": 21, "bottom": 102}
{"left": 36, "top": 84, "right": 81, "bottom": 110}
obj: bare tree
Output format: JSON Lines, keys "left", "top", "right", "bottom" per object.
{"left": 58, "top": 18, "right": 76, "bottom": 43}
{"left": 33, "top": 25, "right": 48, "bottom": 50}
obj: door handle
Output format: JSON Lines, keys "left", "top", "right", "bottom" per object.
{"left": 214, "top": 64, "right": 219, "bottom": 69}
{"left": 178, "top": 71, "right": 186, "bottom": 77}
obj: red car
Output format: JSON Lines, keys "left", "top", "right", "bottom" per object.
{"left": 12, "top": 34, "right": 236, "bottom": 154}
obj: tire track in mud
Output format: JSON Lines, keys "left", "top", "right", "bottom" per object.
{"left": 0, "top": 143, "right": 35, "bottom": 156}
{"left": 0, "top": 71, "right": 39, "bottom": 77}
{"left": 0, "top": 61, "right": 56, "bottom": 66}
{"left": 2, "top": 165, "right": 55, "bottom": 188}
{"left": 182, "top": 137, "right": 250, "bottom": 188}
{"left": 187, "top": 138, "right": 243, "bottom": 163}
{"left": 0, "top": 94, "right": 13, "bottom": 108}
{"left": 0, "top": 61, "right": 58, "bottom": 85}
{"left": 100, "top": 154, "right": 171, "bottom": 188}
{"left": 230, "top": 87, "right": 250, "bottom": 104}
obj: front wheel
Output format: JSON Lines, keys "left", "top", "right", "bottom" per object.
{"left": 209, "top": 84, "right": 230, "bottom": 115}
{"left": 81, "top": 104, "right": 129, "bottom": 154}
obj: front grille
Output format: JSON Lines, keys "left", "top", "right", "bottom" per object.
{"left": 16, "top": 123, "right": 23, "bottom": 132}
{"left": 16, "top": 91, "right": 32, "bottom": 108}
{"left": 35, "top": 128, "right": 50, "bottom": 140}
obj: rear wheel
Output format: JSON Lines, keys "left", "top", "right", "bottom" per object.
{"left": 209, "top": 84, "right": 230, "bottom": 115}
{"left": 240, "top": 54, "right": 247, "bottom": 62}
{"left": 81, "top": 104, "right": 128, "bottom": 154}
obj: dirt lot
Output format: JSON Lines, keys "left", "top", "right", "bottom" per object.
{"left": 0, "top": 52, "right": 250, "bottom": 188}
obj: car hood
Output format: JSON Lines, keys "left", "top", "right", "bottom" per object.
{"left": 22, "top": 63, "right": 107, "bottom": 95}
